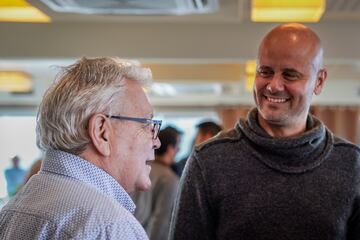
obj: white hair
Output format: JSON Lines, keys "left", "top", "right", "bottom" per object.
{"left": 36, "top": 57, "right": 152, "bottom": 154}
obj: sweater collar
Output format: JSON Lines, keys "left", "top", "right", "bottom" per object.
{"left": 237, "top": 108, "right": 333, "bottom": 173}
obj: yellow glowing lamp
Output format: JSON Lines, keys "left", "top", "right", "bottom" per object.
{"left": 245, "top": 60, "right": 257, "bottom": 92}
{"left": 251, "top": 0, "right": 325, "bottom": 22}
{"left": 0, "top": 0, "right": 50, "bottom": 23}
{"left": 0, "top": 71, "right": 33, "bottom": 93}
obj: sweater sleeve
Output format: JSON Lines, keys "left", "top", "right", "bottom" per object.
{"left": 347, "top": 194, "right": 360, "bottom": 239}
{"left": 169, "top": 153, "right": 216, "bottom": 240}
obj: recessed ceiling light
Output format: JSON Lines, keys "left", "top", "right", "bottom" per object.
{"left": 251, "top": 0, "right": 325, "bottom": 22}
{"left": 0, "top": 0, "right": 50, "bottom": 23}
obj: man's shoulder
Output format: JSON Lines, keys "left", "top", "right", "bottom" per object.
{"left": 4, "top": 168, "right": 15, "bottom": 173}
{"left": 1, "top": 172, "right": 144, "bottom": 238}
{"left": 195, "top": 126, "right": 242, "bottom": 153}
{"left": 331, "top": 136, "right": 360, "bottom": 166}
{"left": 1, "top": 202, "right": 145, "bottom": 240}
{"left": 333, "top": 135, "right": 360, "bottom": 153}
{"left": 14, "top": 173, "right": 131, "bottom": 218}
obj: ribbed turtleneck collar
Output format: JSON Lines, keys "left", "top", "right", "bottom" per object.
{"left": 237, "top": 108, "right": 333, "bottom": 173}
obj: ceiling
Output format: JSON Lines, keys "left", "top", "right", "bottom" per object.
{"left": 0, "top": 0, "right": 360, "bottom": 112}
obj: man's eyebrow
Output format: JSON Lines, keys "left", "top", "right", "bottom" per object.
{"left": 283, "top": 68, "right": 299, "bottom": 72}
{"left": 283, "top": 69, "right": 304, "bottom": 79}
{"left": 283, "top": 68, "right": 302, "bottom": 75}
{"left": 257, "top": 65, "right": 272, "bottom": 70}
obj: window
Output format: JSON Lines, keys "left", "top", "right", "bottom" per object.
{"left": 0, "top": 116, "right": 41, "bottom": 198}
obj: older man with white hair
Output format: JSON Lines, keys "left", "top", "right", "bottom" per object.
{"left": 0, "top": 57, "right": 161, "bottom": 239}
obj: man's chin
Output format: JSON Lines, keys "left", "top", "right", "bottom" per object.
{"left": 259, "top": 111, "right": 288, "bottom": 126}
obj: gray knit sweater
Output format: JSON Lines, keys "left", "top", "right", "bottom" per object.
{"left": 169, "top": 109, "right": 360, "bottom": 240}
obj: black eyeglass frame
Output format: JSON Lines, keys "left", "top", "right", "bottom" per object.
{"left": 105, "top": 115, "right": 162, "bottom": 139}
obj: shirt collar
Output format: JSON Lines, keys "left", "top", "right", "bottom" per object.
{"left": 41, "top": 149, "right": 136, "bottom": 213}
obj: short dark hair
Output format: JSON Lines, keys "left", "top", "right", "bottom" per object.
{"left": 156, "top": 126, "right": 183, "bottom": 156}
{"left": 197, "top": 121, "right": 222, "bottom": 137}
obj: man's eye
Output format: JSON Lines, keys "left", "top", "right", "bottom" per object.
{"left": 141, "top": 123, "right": 151, "bottom": 130}
{"left": 257, "top": 70, "right": 273, "bottom": 77}
{"left": 283, "top": 72, "right": 299, "bottom": 80}
{"left": 149, "top": 123, "right": 156, "bottom": 133}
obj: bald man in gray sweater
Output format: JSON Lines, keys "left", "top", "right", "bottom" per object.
{"left": 169, "top": 23, "right": 360, "bottom": 240}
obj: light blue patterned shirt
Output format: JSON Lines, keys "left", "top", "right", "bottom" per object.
{"left": 0, "top": 149, "right": 149, "bottom": 240}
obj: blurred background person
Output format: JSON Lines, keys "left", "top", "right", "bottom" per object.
{"left": 172, "top": 121, "right": 222, "bottom": 177}
{"left": 24, "top": 158, "right": 42, "bottom": 184}
{"left": 132, "top": 126, "right": 183, "bottom": 240}
{"left": 4, "top": 156, "right": 26, "bottom": 197}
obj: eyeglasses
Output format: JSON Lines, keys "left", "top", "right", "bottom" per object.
{"left": 106, "top": 115, "right": 162, "bottom": 140}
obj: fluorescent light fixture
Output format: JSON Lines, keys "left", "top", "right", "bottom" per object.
{"left": 245, "top": 60, "right": 256, "bottom": 92}
{"left": 151, "top": 83, "right": 177, "bottom": 96}
{"left": 0, "top": 71, "right": 33, "bottom": 93}
{"left": 150, "top": 82, "right": 222, "bottom": 97}
{"left": 251, "top": 0, "right": 325, "bottom": 22}
{"left": 0, "top": 0, "right": 51, "bottom": 23}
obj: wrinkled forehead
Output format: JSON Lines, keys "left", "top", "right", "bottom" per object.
{"left": 119, "top": 80, "right": 154, "bottom": 117}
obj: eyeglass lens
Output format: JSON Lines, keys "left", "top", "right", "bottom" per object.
{"left": 152, "top": 123, "right": 161, "bottom": 139}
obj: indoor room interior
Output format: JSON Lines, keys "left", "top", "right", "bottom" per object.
{"left": 0, "top": 0, "right": 359, "bottom": 201}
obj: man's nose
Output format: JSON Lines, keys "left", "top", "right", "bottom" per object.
{"left": 266, "top": 74, "right": 284, "bottom": 93}
{"left": 153, "top": 137, "right": 161, "bottom": 149}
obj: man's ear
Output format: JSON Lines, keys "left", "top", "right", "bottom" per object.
{"left": 314, "top": 68, "right": 327, "bottom": 95}
{"left": 87, "top": 114, "right": 111, "bottom": 157}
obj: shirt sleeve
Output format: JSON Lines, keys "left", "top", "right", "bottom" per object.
{"left": 169, "top": 152, "right": 216, "bottom": 240}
